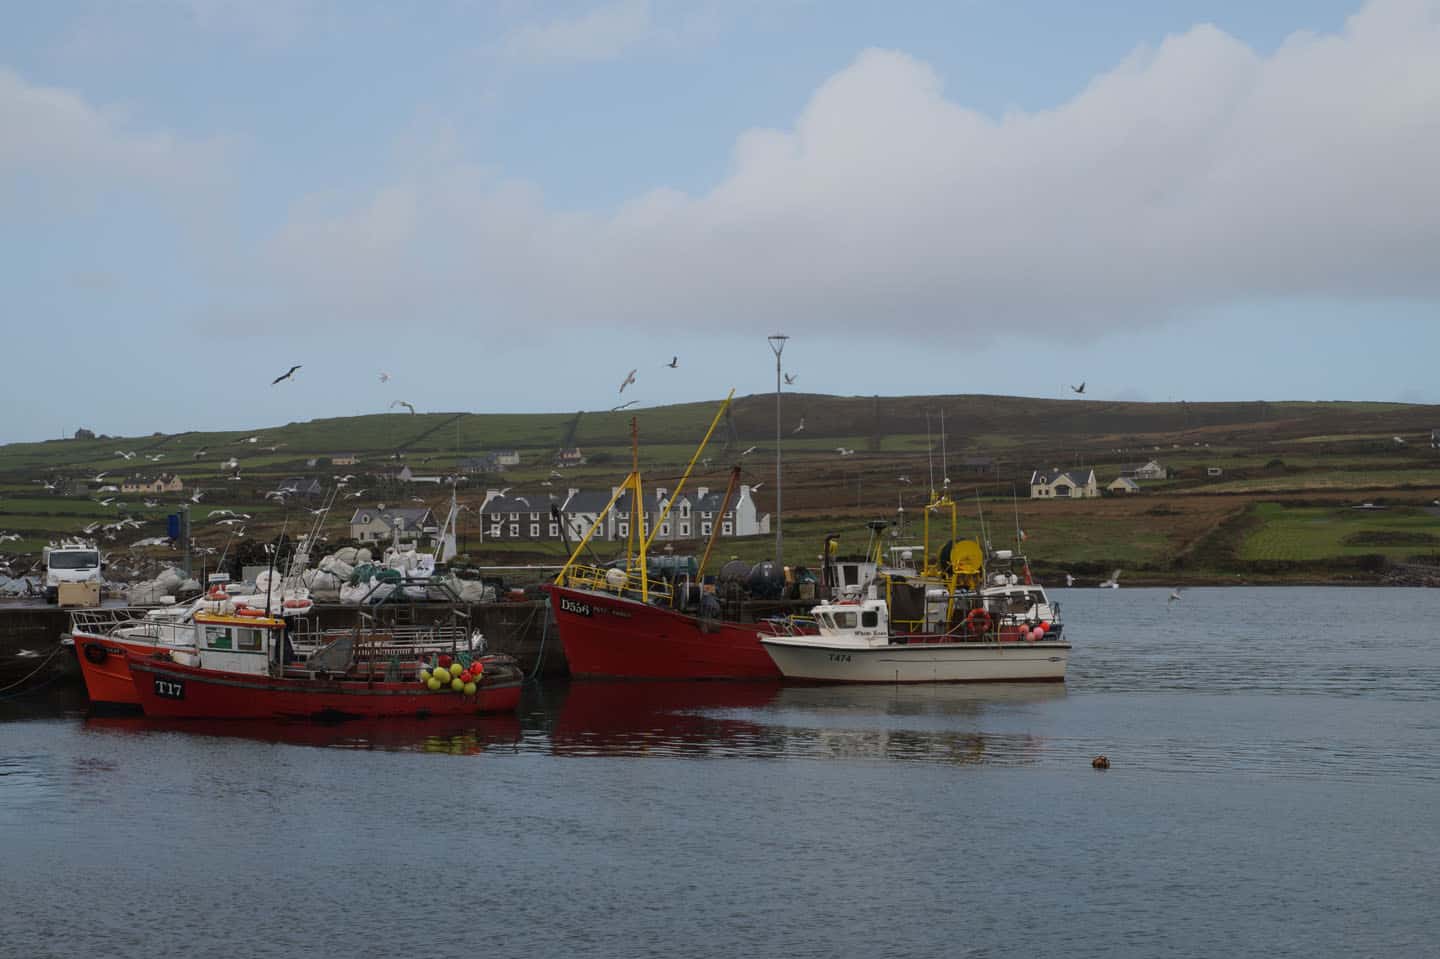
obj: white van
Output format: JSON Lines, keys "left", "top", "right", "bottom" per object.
{"left": 43, "top": 543, "right": 104, "bottom": 603}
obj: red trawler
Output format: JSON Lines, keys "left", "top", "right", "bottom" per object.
{"left": 546, "top": 391, "right": 816, "bottom": 680}
{"left": 125, "top": 610, "right": 522, "bottom": 721}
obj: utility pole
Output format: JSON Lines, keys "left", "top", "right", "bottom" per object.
{"left": 768, "top": 333, "right": 789, "bottom": 572}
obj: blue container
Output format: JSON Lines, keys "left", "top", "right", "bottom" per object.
{"left": 167, "top": 514, "right": 181, "bottom": 540}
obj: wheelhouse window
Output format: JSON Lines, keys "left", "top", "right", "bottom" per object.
{"left": 861, "top": 610, "right": 879, "bottom": 628}
{"left": 204, "top": 626, "right": 232, "bottom": 650}
{"left": 832, "top": 611, "right": 857, "bottom": 629}
{"left": 237, "top": 628, "right": 263, "bottom": 652}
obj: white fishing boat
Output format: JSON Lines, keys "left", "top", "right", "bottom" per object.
{"left": 759, "top": 596, "right": 1069, "bottom": 684}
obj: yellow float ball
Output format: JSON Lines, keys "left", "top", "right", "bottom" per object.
{"left": 450, "top": 678, "right": 464, "bottom": 692}
{"left": 419, "top": 668, "right": 431, "bottom": 682}
{"left": 426, "top": 677, "right": 442, "bottom": 691}
{"left": 434, "top": 667, "right": 451, "bottom": 684}
{"left": 462, "top": 682, "right": 477, "bottom": 696}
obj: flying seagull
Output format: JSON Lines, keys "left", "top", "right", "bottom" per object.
{"left": 1099, "top": 569, "right": 1121, "bottom": 589}
{"left": 665, "top": 356, "right": 678, "bottom": 369}
{"left": 741, "top": 446, "right": 757, "bottom": 456}
{"left": 836, "top": 447, "right": 855, "bottom": 456}
{"left": 115, "top": 450, "right": 136, "bottom": 460}
{"left": 191, "top": 489, "right": 204, "bottom": 503}
{"left": 1065, "top": 572, "right": 1075, "bottom": 587}
{"left": 379, "top": 371, "right": 392, "bottom": 383}
{"left": 610, "top": 400, "right": 637, "bottom": 413}
{"left": 271, "top": 365, "right": 302, "bottom": 385}
{"left": 783, "top": 373, "right": 796, "bottom": 385}
{"left": 1168, "top": 587, "right": 1184, "bottom": 606}
{"left": 792, "top": 417, "right": 805, "bottom": 434}
{"left": 1070, "top": 382, "right": 1086, "bottom": 394}
{"left": 391, "top": 400, "right": 416, "bottom": 415}
{"left": 619, "top": 369, "right": 637, "bottom": 393}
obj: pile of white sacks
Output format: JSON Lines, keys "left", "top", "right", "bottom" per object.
{"left": 297, "top": 546, "right": 494, "bottom": 605}
{"left": 125, "top": 567, "right": 201, "bottom": 606}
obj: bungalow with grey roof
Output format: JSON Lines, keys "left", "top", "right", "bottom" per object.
{"left": 349, "top": 506, "right": 439, "bottom": 544}
{"left": 1030, "top": 469, "right": 1099, "bottom": 499}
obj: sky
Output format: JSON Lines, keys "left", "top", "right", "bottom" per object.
{"left": 2, "top": 0, "right": 1438, "bottom": 444}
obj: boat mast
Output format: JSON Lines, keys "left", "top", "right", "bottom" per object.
{"left": 768, "top": 333, "right": 788, "bottom": 573}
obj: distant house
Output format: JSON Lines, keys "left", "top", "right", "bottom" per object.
{"left": 348, "top": 506, "right": 438, "bottom": 544}
{"left": 1030, "top": 469, "right": 1099, "bottom": 499}
{"left": 1107, "top": 477, "right": 1141, "bottom": 495}
{"left": 555, "top": 447, "right": 586, "bottom": 468}
{"left": 557, "top": 488, "right": 613, "bottom": 542}
{"left": 332, "top": 454, "right": 359, "bottom": 466}
{"left": 275, "top": 477, "right": 323, "bottom": 500}
{"left": 494, "top": 450, "right": 521, "bottom": 468}
{"left": 1119, "top": 460, "right": 1166, "bottom": 481}
{"left": 1206, "top": 466, "right": 1224, "bottom": 478}
{"left": 478, "top": 490, "right": 565, "bottom": 542}
{"left": 121, "top": 473, "right": 183, "bottom": 494}
{"left": 458, "top": 453, "right": 503, "bottom": 475}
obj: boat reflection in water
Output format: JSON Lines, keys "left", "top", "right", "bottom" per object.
{"left": 548, "top": 680, "right": 1065, "bottom": 766}
{"left": 83, "top": 713, "right": 525, "bottom": 756}
{"left": 547, "top": 681, "right": 782, "bottom": 757}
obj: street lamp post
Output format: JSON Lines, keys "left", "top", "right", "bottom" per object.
{"left": 767, "top": 333, "right": 788, "bottom": 574}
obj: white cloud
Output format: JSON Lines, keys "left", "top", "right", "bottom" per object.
{"left": 0, "top": 67, "right": 227, "bottom": 206}
{"left": 257, "top": 0, "right": 1440, "bottom": 337}
{"left": 501, "top": 0, "right": 653, "bottom": 64}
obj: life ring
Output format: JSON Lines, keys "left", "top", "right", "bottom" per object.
{"left": 283, "top": 598, "right": 311, "bottom": 610}
{"left": 207, "top": 586, "right": 228, "bottom": 600}
{"left": 235, "top": 607, "right": 266, "bottom": 618}
{"left": 964, "top": 608, "right": 993, "bottom": 635}
{"left": 83, "top": 642, "right": 108, "bottom": 664}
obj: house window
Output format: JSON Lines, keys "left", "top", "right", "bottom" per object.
{"left": 701, "top": 522, "right": 712, "bottom": 536}
{"left": 618, "top": 522, "right": 628, "bottom": 536}
{"left": 722, "top": 522, "right": 733, "bottom": 535}
{"left": 530, "top": 524, "right": 540, "bottom": 537}
{"left": 1056, "top": 486, "right": 1070, "bottom": 497}
{"left": 701, "top": 511, "right": 712, "bottom": 519}
{"left": 509, "top": 512, "right": 519, "bottom": 521}
{"left": 531, "top": 512, "right": 540, "bottom": 521}
{"left": 509, "top": 524, "right": 519, "bottom": 536}
{"left": 681, "top": 505, "right": 690, "bottom": 517}
{"left": 661, "top": 524, "right": 670, "bottom": 536}
{"left": 680, "top": 523, "right": 690, "bottom": 536}
{"left": 549, "top": 523, "right": 558, "bottom": 536}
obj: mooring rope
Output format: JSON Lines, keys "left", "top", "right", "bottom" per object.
{"left": 0, "top": 642, "right": 67, "bottom": 694}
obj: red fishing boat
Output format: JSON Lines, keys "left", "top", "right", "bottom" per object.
{"left": 546, "top": 392, "right": 818, "bottom": 680}
{"left": 125, "top": 610, "right": 522, "bottom": 720}
{"left": 544, "top": 578, "right": 786, "bottom": 680}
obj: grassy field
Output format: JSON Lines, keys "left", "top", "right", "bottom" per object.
{"left": 1238, "top": 504, "right": 1440, "bottom": 562}
{"left": 5, "top": 391, "right": 1440, "bottom": 583}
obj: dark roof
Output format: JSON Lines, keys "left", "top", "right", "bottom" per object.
{"left": 1031, "top": 469, "right": 1094, "bottom": 486}
{"left": 481, "top": 492, "right": 558, "bottom": 514}
{"left": 348, "top": 507, "right": 435, "bottom": 525}
{"left": 561, "top": 489, "right": 612, "bottom": 513}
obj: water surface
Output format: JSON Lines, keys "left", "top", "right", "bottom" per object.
{"left": 3, "top": 588, "right": 1437, "bottom": 958}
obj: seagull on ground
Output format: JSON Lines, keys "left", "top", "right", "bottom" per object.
{"left": 391, "top": 400, "right": 416, "bottom": 415}
{"left": 131, "top": 537, "right": 170, "bottom": 549}
{"left": 1070, "top": 382, "right": 1086, "bottom": 394}
{"left": 97, "top": 485, "right": 118, "bottom": 492}
{"left": 271, "top": 365, "right": 301, "bottom": 385}
{"left": 898, "top": 475, "right": 911, "bottom": 484}
{"left": 619, "top": 369, "right": 637, "bottom": 393}
{"left": 143, "top": 499, "right": 159, "bottom": 508}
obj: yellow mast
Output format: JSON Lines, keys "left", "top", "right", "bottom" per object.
{"left": 644, "top": 389, "right": 735, "bottom": 553}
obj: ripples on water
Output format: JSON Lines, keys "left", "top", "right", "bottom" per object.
{"left": 3, "top": 588, "right": 1438, "bottom": 958}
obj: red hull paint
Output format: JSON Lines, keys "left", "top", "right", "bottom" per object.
{"left": 546, "top": 584, "right": 783, "bottom": 680}
{"left": 127, "top": 655, "right": 522, "bottom": 720}
{"left": 73, "top": 632, "right": 154, "bottom": 707}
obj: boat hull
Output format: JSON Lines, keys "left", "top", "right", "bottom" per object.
{"left": 73, "top": 631, "right": 156, "bottom": 707}
{"left": 546, "top": 584, "right": 783, "bottom": 680}
{"left": 127, "top": 655, "right": 523, "bottom": 720}
{"left": 760, "top": 637, "right": 1070, "bottom": 683}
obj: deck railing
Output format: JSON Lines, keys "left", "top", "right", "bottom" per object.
{"left": 556, "top": 564, "right": 675, "bottom": 606}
